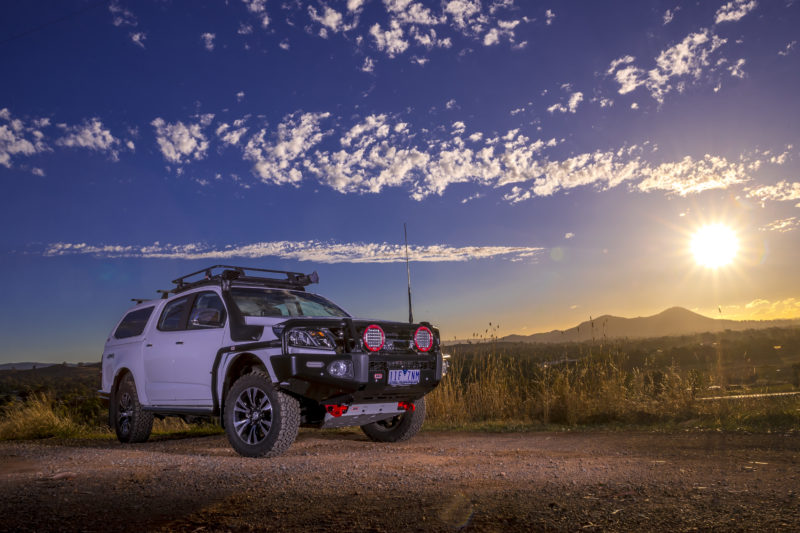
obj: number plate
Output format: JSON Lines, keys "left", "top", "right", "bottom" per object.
{"left": 388, "top": 369, "right": 420, "bottom": 386}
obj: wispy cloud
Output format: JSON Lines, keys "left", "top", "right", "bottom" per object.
{"left": 714, "top": 0, "right": 757, "bottom": 25}
{"left": 55, "top": 118, "right": 120, "bottom": 159}
{"left": 130, "top": 32, "right": 146, "bottom": 48}
{"left": 746, "top": 180, "right": 800, "bottom": 204}
{"left": 109, "top": 0, "right": 137, "bottom": 27}
{"left": 760, "top": 217, "right": 799, "bottom": 233}
{"left": 743, "top": 296, "right": 800, "bottom": 318}
{"left": 779, "top": 40, "right": 797, "bottom": 56}
{"left": 607, "top": 29, "right": 728, "bottom": 103}
{"left": 42, "top": 240, "right": 544, "bottom": 263}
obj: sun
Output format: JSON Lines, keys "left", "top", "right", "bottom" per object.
{"left": 690, "top": 224, "right": 739, "bottom": 268}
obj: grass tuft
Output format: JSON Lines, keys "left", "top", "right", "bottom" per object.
{"left": 0, "top": 393, "right": 104, "bottom": 440}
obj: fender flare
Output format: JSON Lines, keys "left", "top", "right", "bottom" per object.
{"left": 211, "top": 340, "right": 281, "bottom": 416}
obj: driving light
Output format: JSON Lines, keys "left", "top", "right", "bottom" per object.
{"left": 328, "top": 360, "right": 353, "bottom": 378}
{"left": 413, "top": 326, "right": 434, "bottom": 352}
{"left": 363, "top": 324, "right": 385, "bottom": 352}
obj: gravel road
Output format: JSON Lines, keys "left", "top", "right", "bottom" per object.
{"left": 1, "top": 429, "right": 798, "bottom": 532}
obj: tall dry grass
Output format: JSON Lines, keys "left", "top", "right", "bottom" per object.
{"left": 427, "top": 345, "right": 798, "bottom": 430}
{"left": 0, "top": 393, "right": 102, "bottom": 440}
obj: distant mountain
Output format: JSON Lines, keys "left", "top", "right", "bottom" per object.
{"left": 501, "top": 307, "right": 800, "bottom": 344}
{"left": 0, "top": 362, "right": 56, "bottom": 371}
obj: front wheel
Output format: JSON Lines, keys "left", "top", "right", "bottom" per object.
{"left": 361, "top": 398, "right": 426, "bottom": 442}
{"left": 223, "top": 371, "right": 300, "bottom": 458}
{"left": 112, "top": 373, "right": 153, "bottom": 443}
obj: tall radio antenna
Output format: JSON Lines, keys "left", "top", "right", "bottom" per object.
{"left": 404, "top": 223, "right": 414, "bottom": 323}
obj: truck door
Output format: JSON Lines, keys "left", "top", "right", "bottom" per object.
{"left": 144, "top": 291, "right": 226, "bottom": 405}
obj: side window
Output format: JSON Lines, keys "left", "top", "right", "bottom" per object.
{"left": 158, "top": 296, "right": 191, "bottom": 331}
{"left": 114, "top": 307, "right": 154, "bottom": 339}
{"left": 188, "top": 292, "right": 227, "bottom": 329}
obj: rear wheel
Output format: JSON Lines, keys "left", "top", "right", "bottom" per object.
{"left": 113, "top": 373, "right": 153, "bottom": 443}
{"left": 361, "top": 398, "right": 426, "bottom": 443}
{"left": 223, "top": 371, "right": 300, "bottom": 458}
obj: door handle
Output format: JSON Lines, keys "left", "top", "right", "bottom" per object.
{"left": 175, "top": 341, "right": 184, "bottom": 345}
{"left": 106, "top": 353, "right": 114, "bottom": 359}
{"left": 146, "top": 344, "right": 152, "bottom": 347}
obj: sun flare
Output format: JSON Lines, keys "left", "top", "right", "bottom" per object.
{"left": 691, "top": 224, "right": 739, "bottom": 268}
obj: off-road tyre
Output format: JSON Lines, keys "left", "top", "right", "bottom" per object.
{"left": 223, "top": 370, "right": 300, "bottom": 458}
{"left": 113, "top": 373, "right": 154, "bottom": 443}
{"left": 361, "top": 397, "right": 426, "bottom": 443}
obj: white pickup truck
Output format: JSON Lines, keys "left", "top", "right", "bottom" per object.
{"left": 99, "top": 265, "right": 445, "bottom": 457}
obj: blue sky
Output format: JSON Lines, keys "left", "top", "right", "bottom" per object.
{"left": 1, "top": 0, "right": 799, "bottom": 363}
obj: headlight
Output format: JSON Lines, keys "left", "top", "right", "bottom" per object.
{"left": 287, "top": 328, "right": 337, "bottom": 350}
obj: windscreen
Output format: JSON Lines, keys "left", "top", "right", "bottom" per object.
{"left": 230, "top": 288, "right": 349, "bottom": 318}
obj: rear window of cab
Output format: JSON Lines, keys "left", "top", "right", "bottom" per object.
{"left": 114, "top": 307, "right": 155, "bottom": 339}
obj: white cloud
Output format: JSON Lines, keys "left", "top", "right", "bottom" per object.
{"left": 567, "top": 92, "right": 584, "bottom": 112}
{"left": 55, "top": 119, "right": 120, "bottom": 160}
{"left": 636, "top": 154, "right": 749, "bottom": 196}
{"left": 279, "top": 39, "right": 290, "bottom": 50}
{"left": 148, "top": 107, "right": 786, "bottom": 204}
{"left": 308, "top": 5, "right": 345, "bottom": 33}
{"left": 216, "top": 122, "right": 249, "bottom": 147}
{"left": 729, "top": 58, "right": 746, "bottom": 78}
{"left": 348, "top": 0, "right": 365, "bottom": 11}
{"left": 564, "top": 232, "right": 574, "bottom": 239}
{"left": 109, "top": 1, "right": 137, "bottom": 27}
{"left": 760, "top": 217, "right": 799, "bottom": 233}
{"left": 31, "top": 167, "right": 45, "bottom": 176}
{"left": 151, "top": 117, "right": 211, "bottom": 164}
{"left": 236, "top": 91, "right": 245, "bottom": 102}
{"left": 238, "top": 23, "right": 253, "bottom": 35}
{"left": 242, "top": 0, "right": 270, "bottom": 27}
{"left": 130, "top": 32, "right": 146, "bottom": 48}
{"left": 607, "top": 30, "right": 728, "bottom": 103}
{"left": 201, "top": 33, "right": 216, "bottom": 51}
{"left": 547, "top": 91, "right": 583, "bottom": 114}
{"left": 746, "top": 181, "right": 800, "bottom": 203}
{"left": 445, "top": 99, "right": 458, "bottom": 110}
{"left": 444, "top": 0, "right": 482, "bottom": 30}
{"left": 545, "top": 9, "right": 555, "bottom": 25}
{"left": 370, "top": 21, "right": 409, "bottom": 57}
{"left": 362, "top": 57, "right": 375, "bottom": 72}
{"left": 388, "top": 1, "right": 444, "bottom": 26}
{"left": 663, "top": 8, "right": 679, "bottom": 25}
{"left": 243, "top": 111, "right": 331, "bottom": 185}
{"left": 0, "top": 109, "right": 49, "bottom": 168}
{"left": 778, "top": 41, "right": 796, "bottom": 56}
{"left": 742, "top": 297, "right": 800, "bottom": 318}
{"left": 43, "top": 240, "right": 544, "bottom": 263}
{"left": 714, "top": 0, "right": 757, "bottom": 24}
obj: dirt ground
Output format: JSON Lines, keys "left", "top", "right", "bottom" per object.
{"left": 0, "top": 429, "right": 798, "bottom": 532}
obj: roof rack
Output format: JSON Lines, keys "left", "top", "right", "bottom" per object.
{"left": 161, "top": 265, "right": 320, "bottom": 296}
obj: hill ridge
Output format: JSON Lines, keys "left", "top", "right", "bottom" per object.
{"left": 500, "top": 307, "right": 800, "bottom": 344}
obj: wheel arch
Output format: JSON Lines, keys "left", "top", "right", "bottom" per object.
{"left": 219, "top": 352, "right": 268, "bottom": 426}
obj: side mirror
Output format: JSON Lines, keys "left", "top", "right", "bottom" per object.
{"left": 190, "top": 308, "right": 223, "bottom": 328}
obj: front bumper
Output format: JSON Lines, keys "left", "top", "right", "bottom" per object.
{"left": 271, "top": 351, "right": 443, "bottom": 403}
